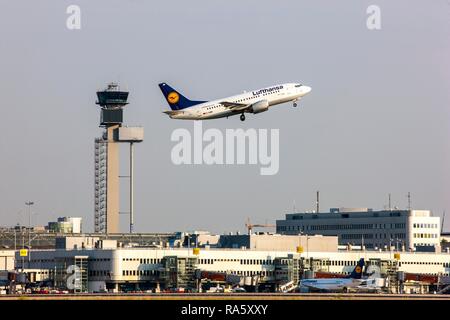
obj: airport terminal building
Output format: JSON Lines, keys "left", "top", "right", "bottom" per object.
{"left": 276, "top": 208, "right": 441, "bottom": 251}
{"left": 8, "top": 234, "right": 450, "bottom": 293}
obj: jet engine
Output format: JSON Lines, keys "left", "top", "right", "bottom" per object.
{"left": 251, "top": 100, "right": 269, "bottom": 114}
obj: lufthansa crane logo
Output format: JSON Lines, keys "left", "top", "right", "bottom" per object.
{"left": 167, "top": 92, "right": 179, "bottom": 104}
{"left": 355, "top": 266, "right": 362, "bottom": 273}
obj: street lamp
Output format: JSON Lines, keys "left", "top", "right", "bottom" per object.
{"left": 306, "top": 235, "right": 310, "bottom": 261}
{"left": 25, "top": 201, "right": 34, "bottom": 266}
{"left": 389, "top": 238, "right": 394, "bottom": 263}
{"left": 299, "top": 231, "right": 303, "bottom": 253}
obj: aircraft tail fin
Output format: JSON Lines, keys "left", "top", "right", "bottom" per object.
{"left": 349, "top": 258, "right": 365, "bottom": 279}
{"left": 159, "top": 82, "right": 206, "bottom": 110}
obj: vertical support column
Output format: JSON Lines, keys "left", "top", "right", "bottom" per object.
{"left": 130, "top": 142, "right": 134, "bottom": 234}
{"left": 388, "top": 193, "right": 391, "bottom": 210}
{"left": 316, "top": 191, "right": 319, "bottom": 213}
{"left": 106, "top": 125, "right": 120, "bottom": 233}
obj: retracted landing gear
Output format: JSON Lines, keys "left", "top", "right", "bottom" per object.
{"left": 240, "top": 113, "right": 246, "bottom": 121}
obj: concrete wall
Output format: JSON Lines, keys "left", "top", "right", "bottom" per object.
{"left": 55, "top": 236, "right": 100, "bottom": 249}
{"left": 98, "top": 240, "right": 117, "bottom": 249}
{"left": 197, "top": 234, "right": 220, "bottom": 247}
{"left": 249, "top": 234, "right": 338, "bottom": 252}
{"left": 218, "top": 234, "right": 338, "bottom": 252}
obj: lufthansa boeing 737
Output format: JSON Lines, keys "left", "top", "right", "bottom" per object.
{"left": 300, "top": 258, "right": 366, "bottom": 293}
{"left": 159, "top": 82, "right": 311, "bottom": 121}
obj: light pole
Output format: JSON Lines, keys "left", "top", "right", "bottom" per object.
{"left": 25, "top": 201, "right": 34, "bottom": 266}
{"left": 306, "top": 235, "right": 309, "bottom": 261}
{"left": 22, "top": 230, "right": 24, "bottom": 272}
{"left": 299, "top": 231, "right": 303, "bottom": 254}
{"left": 389, "top": 238, "right": 393, "bottom": 263}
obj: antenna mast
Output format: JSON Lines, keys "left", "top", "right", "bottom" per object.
{"left": 316, "top": 191, "right": 320, "bottom": 213}
{"left": 407, "top": 192, "right": 411, "bottom": 210}
{"left": 388, "top": 193, "right": 391, "bottom": 210}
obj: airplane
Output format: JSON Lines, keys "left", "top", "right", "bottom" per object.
{"left": 300, "top": 258, "right": 368, "bottom": 293}
{"left": 158, "top": 82, "right": 312, "bottom": 121}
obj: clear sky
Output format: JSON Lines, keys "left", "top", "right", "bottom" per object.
{"left": 0, "top": 1, "right": 449, "bottom": 233}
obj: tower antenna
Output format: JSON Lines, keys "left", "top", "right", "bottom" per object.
{"left": 316, "top": 191, "right": 320, "bottom": 213}
{"left": 388, "top": 193, "right": 391, "bottom": 210}
{"left": 407, "top": 192, "right": 411, "bottom": 210}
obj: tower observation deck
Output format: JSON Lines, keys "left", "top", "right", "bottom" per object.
{"left": 96, "top": 82, "right": 129, "bottom": 126}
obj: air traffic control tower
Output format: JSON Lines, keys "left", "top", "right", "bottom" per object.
{"left": 94, "top": 83, "right": 143, "bottom": 234}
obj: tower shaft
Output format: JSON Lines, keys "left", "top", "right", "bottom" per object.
{"left": 105, "top": 125, "right": 120, "bottom": 233}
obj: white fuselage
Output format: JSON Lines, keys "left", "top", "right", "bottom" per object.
{"left": 300, "top": 278, "right": 382, "bottom": 292}
{"left": 300, "top": 278, "right": 361, "bottom": 292}
{"left": 169, "top": 83, "right": 311, "bottom": 120}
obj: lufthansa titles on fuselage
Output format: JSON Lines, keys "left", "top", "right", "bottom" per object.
{"left": 252, "top": 85, "right": 283, "bottom": 96}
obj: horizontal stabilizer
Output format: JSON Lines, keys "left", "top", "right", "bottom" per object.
{"left": 163, "top": 110, "right": 183, "bottom": 116}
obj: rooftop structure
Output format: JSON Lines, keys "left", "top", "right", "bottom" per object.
{"left": 0, "top": 230, "right": 174, "bottom": 250}
{"left": 218, "top": 233, "right": 338, "bottom": 252}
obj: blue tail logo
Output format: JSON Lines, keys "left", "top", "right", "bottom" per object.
{"left": 349, "top": 258, "right": 365, "bottom": 279}
{"left": 159, "top": 83, "right": 206, "bottom": 110}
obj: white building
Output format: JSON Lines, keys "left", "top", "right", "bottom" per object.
{"left": 0, "top": 250, "right": 15, "bottom": 270}
{"left": 276, "top": 208, "right": 440, "bottom": 251}
{"left": 13, "top": 239, "right": 450, "bottom": 293}
{"left": 48, "top": 217, "right": 82, "bottom": 234}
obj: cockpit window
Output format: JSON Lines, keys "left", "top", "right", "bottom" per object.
{"left": 295, "top": 84, "right": 302, "bottom": 87}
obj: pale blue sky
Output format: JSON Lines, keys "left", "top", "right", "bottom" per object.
{"left": 0, "top": 1, "right": 449, "bottom": 233}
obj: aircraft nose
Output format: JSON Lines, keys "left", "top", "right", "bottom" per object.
{"left": 302, "top": 86, "right": 312, "bottom": 94}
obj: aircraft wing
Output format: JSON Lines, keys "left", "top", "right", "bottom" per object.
{"left": 220, "top": 101, "right": 251, "bottom": 112}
